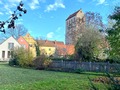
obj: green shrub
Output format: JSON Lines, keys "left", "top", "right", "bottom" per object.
{"left": 33, "top": 54, "right": 52, "bottom": 70}
{"left": 33, "top": 54, "right": 46, "bottom": 70}
{"left": 75, "top": 68, "right": 84, "bottom": 74}
{"left": 43, "top": 58, "right": 52, "bottom": 68}
{"left": 9, "top": 58, "right": 19, "bottom": 66}
{"left": 9, "top": 47, "right": 34, "bottom": 67}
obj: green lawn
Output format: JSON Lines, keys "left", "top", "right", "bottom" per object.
{"left": 0, "top": 64, "right": 109, "bottom": 90}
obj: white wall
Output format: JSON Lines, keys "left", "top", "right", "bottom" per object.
{"left": 0, "top": 36, "right": 21, "bottom": 61}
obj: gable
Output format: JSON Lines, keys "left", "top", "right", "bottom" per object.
{"left": 24, "top": 33, "right": 36, "bottom": 44}
{"left": 18, "top": 36, "right": 29, "bottom": 49}
{"left": 0, "top": 36, "right": 21, "bottom": 49}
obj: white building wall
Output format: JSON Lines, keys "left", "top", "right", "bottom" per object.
{"left": 0, "top": 36, "right": 21, "bottom": 61}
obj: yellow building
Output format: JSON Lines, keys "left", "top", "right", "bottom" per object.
{"left": 38, "top": 40, "right": 56, "bottom": 57}
{"left": 23, "top": 33, "right": 37, "bottom": 57}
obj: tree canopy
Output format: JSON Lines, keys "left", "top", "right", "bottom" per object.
{"left": 75, "top": 12, "right": 107, "bottom": 61}
{"left": 107, "top": 6, "right": 120, "bottom": 62}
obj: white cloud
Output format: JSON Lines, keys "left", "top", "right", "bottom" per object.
{"left": 0, "top": 12, "right": 3, "bottom": 15}
{"left": 39, "top": 0, "right": 46, "bottom": 3}
{"left": 0, "top": 1, "right": 3, "bottom": 4}
{"left": 45, "top": 0, "right": 65, "bottom": 12}
{"left": 4, "top": 4, "right": 13, "bottom": 15}
{"left": 8, "top": 0, "right": 22, "bottom": 3}
{"left": 97, "top": 0, "right": 106, "bottom": 5}
{"left": 56, "top": 27, "right": 61, "bottom": 33}
{"left": 47, "top": 32, "right": 54, "bottom": 39}
{"left": 18, "top": 18, "right": 23, "bottom": 21}
{"left": 28, "top": 0, "right": 40, "bottom": 10}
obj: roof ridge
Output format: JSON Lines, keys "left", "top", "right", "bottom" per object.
{"left": 66, "top": 9, "right": 82, "bottom": 21}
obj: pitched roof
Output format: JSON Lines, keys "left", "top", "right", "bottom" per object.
{"left": 37, "top": 40, "right": 64, "bottom": 47}
{"left": 17, "top": 36, "right": 29, "bottom": 45}
{"left": 66, "top": 9, "right": 81, "bottom": 21}
{"left": 66, "top": 45, "right": 75, "bottom": 55}
{"left": 0, "top": 36, "right": 21, "bottom": 46}
{"left": 55, "top": 44, "right": 75, "bottom": 56}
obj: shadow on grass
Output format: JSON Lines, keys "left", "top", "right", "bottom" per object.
{"left": 81, "top": 72, "right": 106, "bottom": 76}
{"left": 0, "top": 61, "right": 9, "bottom": 65}
{"left": 87, "top": 76, "right": 98, "bottom": 90}
{"left": 46, "top": 68, "right": 107, "bottom": 76}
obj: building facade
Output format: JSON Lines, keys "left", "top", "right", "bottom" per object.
{"left": 17, "top": 36, "right": 29, "bottom": 50}
{"left": 38, "top": 40, "right": 75, "bottom": 57}
{"left": 0, "top": 36, "right": 21, "bottom": 61}
{"left": 65, "top": 9, "right": 85, "bottom": 45}
{"left": 23, "top": 33, "right": 37, "bottom": 57}
{"left": 38, "top": 40, "right": 56, "bottom": 57}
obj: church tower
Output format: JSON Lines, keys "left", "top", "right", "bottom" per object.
{"left": 65, "top": 9, "right": 85, "bottom": 45}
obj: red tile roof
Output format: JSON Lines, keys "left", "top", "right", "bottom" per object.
{"left": 37, "top": 40, "right": 75, "bottom": 56}
{"left": 66, "top": 45, "right": 75, "bottom": 55}
{"left": 37, "top": 40, "right": 64, "bottom": 47}
{"left": 55, "top": 44, "right": 75, "bottom": 56}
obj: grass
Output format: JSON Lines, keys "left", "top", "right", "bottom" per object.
{"left": 0, "top": 64, "right": 109, "bottom": 90}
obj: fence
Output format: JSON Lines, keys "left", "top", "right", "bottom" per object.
{"left": 49, "top": 60, "right": 120, "bottom": 73}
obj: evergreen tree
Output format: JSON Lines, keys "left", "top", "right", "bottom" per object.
{"left": 35, "top": 44, "right": 40, "bottom": 57}
{"left": 107, "top": 6, "right": 120, "bottom": 62}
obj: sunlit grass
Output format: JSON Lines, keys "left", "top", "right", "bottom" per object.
{"left": 0, "top": 64, "right": 108, "bottom": 90}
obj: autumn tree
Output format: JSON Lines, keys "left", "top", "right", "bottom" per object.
{"left": 75, "top": 26, "right": 106, "bottom": 61}
{"left": 75, "top": 12, "right": 107, "bottom": 61}
{"left": 107, "top": 6, "right": 120, "bottom": 63}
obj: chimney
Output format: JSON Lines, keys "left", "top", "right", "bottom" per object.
{"left": 54, "top": 40, "right": 56, "bottom": 44}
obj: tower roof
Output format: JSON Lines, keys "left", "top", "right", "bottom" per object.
{"left": 66, "top": 9, "right": 82, "bottom": 21}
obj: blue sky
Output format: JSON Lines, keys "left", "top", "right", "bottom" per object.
{"left": 0, "top": 0, "right": 119, "bottom": 42}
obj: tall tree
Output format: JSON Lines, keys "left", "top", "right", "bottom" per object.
{"left": 75, "top": 12, "right": 107, "bottom": 61}
{"left": 0, "top": 24, "right": 27, "bottom": 42}
{"left": 107, "top": 6, "right": 120, "bottom": 62}
{"left": 85, "top": 12, "right": 105, "bottom": 30}
{"left": 75, "top": 26, "right": 106, "bottom": 61}
{"left": 35, "top": 37, "right": 41, "bottom": 57}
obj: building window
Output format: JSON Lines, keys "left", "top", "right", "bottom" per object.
{"left": 8, "top": 43, "right": 14, "bottom": 49}
{"left": 2, "top": 51, "right": 5, "bottom": 58}
{"left": 22, "top": 44, "right": 26, "bottom": 48}
{"left": 8, "top": 51, "right": 11, "bottom": 58}
{"left": 11, "top": 51, "right": 14, "bottom": 58}
{"left": 29, "top": 44, "right": 32, "bottom": 47}
{"left": 49, "top": 48, "right": 51, "bottom": 51}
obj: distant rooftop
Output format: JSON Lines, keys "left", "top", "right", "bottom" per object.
{"left": 38, "top": 40, "right": 64, "bottom": 47}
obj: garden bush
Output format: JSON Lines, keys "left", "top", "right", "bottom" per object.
{"left": 9, "top": 47, "right": 34, "bottom": 67}
{"left": 33, "top": 54, "right": 52, "bottom": 70}
{"left": 43, "top": 58, "right": 52, "bottom": 68}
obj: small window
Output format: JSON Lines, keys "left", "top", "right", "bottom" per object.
{"left": 11, "top": 51, "right": 14, "bottom": 58}
{"left": 29, "top": 44, "right": 32, "bottom": 47}
{"left": 8, "top": 51, "right": 11, "bottom": 58}
{"left": 2, "top": 51, "right": 5, "bottom": 58}
{"left": 49, "top": 48, "right": 51, "bottom": 51}
{"left": 22, "top": 44, "right": 26, "bottom": 48}
{"left": 8, "top": 43, "right": 14, "bottom": 49}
